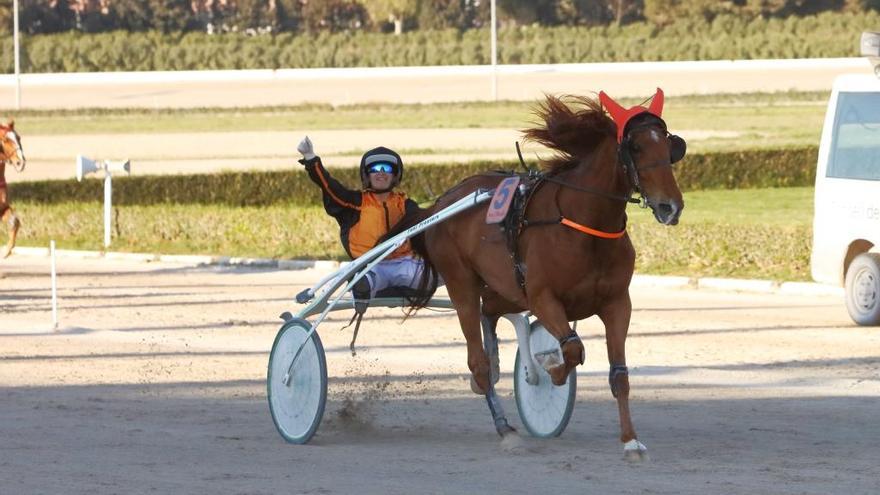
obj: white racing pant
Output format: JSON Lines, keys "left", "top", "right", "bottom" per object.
{"left": 359, "top": 256, "right": 430, "bottom": 297}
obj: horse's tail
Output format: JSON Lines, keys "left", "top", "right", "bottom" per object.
{"left": 382, "top": 205, "right": 440, "bottom": 315}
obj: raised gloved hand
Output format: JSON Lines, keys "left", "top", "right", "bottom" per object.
{"left": 297, "top": 135, "right": 316, "bottom": 161}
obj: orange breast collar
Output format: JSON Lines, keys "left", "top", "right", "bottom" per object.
{"left": 559, "top": 216, "right": 626, "bottom": 239}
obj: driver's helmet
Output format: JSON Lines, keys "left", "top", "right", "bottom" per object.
{"left": 360, "top": 146, "right": 403, "bottom": 191}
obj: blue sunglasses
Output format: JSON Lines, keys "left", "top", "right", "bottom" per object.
{"left": 367, "top": 163, "right": 395, "bottom": 174}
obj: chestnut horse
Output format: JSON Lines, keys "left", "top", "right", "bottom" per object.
{"left": 0, "top": 119, "right": 26, "bottom": 259}
{"left": 393, "top": 89, "right": 685, "bottom": 459}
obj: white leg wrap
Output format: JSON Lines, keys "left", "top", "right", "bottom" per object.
{"left": 623, "top": 439, "right": 647, "bottom": 452}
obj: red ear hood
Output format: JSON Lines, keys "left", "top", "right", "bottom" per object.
{"left": 599, "top": 88, "right": 665, "bottom": 143}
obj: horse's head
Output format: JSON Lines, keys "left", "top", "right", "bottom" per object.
{"left": 0, "top": 119, "right": 25, "bottom": 172}
{"left": 600, "top": 89, "right": 685, "bottom": 225}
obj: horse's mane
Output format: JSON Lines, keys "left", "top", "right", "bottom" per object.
{"left": 521, "top": 94, "right": 616, "bottom": 172}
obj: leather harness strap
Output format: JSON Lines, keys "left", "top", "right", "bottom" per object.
{"left": 496, "top": 171, "right": 544, "bottom": 290}
{"left": 491, "top": 169, "right": 628, "bottom": 291}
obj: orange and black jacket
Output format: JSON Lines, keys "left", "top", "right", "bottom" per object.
{"left": 303, "top": 157, "right": 418, "bottom": 260}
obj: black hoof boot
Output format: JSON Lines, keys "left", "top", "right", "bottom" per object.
{"left": 353, "top": 277, "right": 371, "bottom": 315}
{"left": 495, "top": 418, "right": 517, "bottom": 437}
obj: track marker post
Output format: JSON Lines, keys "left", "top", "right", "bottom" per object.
{"left": 75, "top": 155, "right": 131, "bottom": 249}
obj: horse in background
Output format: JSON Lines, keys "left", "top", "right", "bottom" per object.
{"left": 392, "top": 89, "right": 686, "bottom": 459}
{"left": 0, "top": 119, "right": 26, "bottom": 259}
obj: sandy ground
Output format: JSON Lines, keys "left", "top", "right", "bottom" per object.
{"left": 0, "top": 63, "right": 870, "bottom": 109}
{"left": 1, "top": 254, "right": 878, "bottom": 494}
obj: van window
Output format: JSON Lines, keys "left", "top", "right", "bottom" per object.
{"left": 827, "top": 92, "right": 880, "bottom": 181}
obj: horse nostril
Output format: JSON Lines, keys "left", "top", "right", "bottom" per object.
{"left": 655, "top": 202, "right": 680, "bottom": 225}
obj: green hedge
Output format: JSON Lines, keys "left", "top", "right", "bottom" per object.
{"left": 12, "top": 147, "right": 818, "bottom": 207}
{"left": 675, "top": 147, "right": 818, "bottom": 190}
{"left": 3, "top": 11, "right": 879, "bottom": 73}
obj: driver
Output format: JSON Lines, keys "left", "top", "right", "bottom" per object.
{"left": 296, "top": 136, "right": 426, "bottom": 313}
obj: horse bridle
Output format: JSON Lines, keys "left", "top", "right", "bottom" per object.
{"left": 516, "top": 145, "right": 640, "bottom": 206}
{"left": 618, "top": 118, "right": 685, "bottom": 199}
{"left": 535, "top": 118, "right": 685, "bottom": 209}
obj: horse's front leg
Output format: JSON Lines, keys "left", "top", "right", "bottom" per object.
{"left": 0, "top": 204, "right": 19, "bottom": 259}
{"left": 599, "top": 292, "right": 647, "bottom": 461}
{"left": 528, "top": 292, "right": 585, "bottom": 386}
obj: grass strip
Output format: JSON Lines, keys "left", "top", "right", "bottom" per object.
{"left": 8, "top": 187, "right": 815, "bottom": 281}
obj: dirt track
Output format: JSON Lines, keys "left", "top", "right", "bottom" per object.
{"left": 1, "top": 254, "right": 877, "bottom": 494}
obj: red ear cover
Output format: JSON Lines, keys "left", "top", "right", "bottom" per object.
{"left": 647, "top": 87, "right": 664, "bottom": 117}
{"left": 599, "top": 88, "right": 665, "bottom": 143}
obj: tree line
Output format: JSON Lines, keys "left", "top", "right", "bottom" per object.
{"left": 1, "top": 0, "right": 879, "bottom": 35}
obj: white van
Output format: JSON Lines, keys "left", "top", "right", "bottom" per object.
{"left": 811, "top": 36, "right": 880, "bottom": 325}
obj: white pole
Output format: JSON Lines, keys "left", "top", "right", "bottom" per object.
{"left": 103, "top": 170, "right": 112, "bottom": 248}
{"left": 50, "top": 240, "right": 58, "bottom": 329}
{"left": 13, "top": 0, "right": 21, "bottom": 110}
{"left": 490, "top": 0, "right": 497, "bottom": 101}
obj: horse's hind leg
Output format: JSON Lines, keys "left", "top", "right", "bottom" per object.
{"left": 599, "top": 293, "right": 648, "bottom": 461}
{"left": 481, "top": 314, "right": 516, "bottom": 436}
{"left": 480, "top": 289, "right": 521, "bottom": 385}
{"left": 442, "top": 268, "right": 492, "bottom": 395}
{"left": 0, "top": 205, "right": 19, "bottom": 259}
{"left": 481, "top": 314, "right": 501, "bottom": 385}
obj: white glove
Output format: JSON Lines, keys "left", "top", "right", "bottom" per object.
{"left": 297, "top": 135, "right": 316, "bottom": 160}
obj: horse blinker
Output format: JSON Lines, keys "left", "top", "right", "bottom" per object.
{"left": 669, "top": 134, "right": 687, "bottom": 164}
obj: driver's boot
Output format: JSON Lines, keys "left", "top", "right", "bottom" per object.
{"left": 352, "top": 277, "right": 371, "bottom": 315}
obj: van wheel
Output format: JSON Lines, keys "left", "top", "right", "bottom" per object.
{"left": 845, "top": 253, "right": 880, "bottom": 326}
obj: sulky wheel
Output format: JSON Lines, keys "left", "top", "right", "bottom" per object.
{"left": 513, "top": 320, "right": 577, "bottom": 438}
{"left": 267, "top": 318, "right": 328, "bottom": 444}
